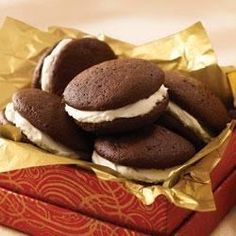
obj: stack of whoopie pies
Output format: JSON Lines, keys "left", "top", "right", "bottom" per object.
{"left": 1, "top": 37, "right": 230, "bottom": 183}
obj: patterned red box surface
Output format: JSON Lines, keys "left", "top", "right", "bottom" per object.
{"left": 0, "top": 187, "right": 143, "bottom": 236}
{"left": 0, "top": 169, "right": 235, "bottom": 236}
{"left": 0, "top": 130, "right": 235, "bottom": 235}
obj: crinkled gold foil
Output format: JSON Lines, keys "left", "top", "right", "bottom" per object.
{"left": 0, "top": 17, "right": 235, "bottom": 211}
{"left": 0, "top": 124, "right": 22, "bottom": 141}
{"left": 224, "top": 67, "right": 236, "bottom": 107}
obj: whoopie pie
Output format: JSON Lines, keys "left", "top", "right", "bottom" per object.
{"left": 92, "top": 125, "right": 196, "bottom": 183}
{"left": 33, "top": 38, "right": 116, "bottom": 95}
{"left": 64, "top": 58, "right": 169, "bottom": 134}
{"left": 159, "top": 71, "right": 230, "bottom": 147}
{"left": 4, "top": 88, "right": 92, "bottom": 159}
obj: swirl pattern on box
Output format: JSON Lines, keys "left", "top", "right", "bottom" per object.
{"left": 0, "top": 187, "right": 139, "bottom": 236}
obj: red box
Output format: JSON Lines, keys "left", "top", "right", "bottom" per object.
{"left": 0, "top": 169, "right": 235, "bottom": 236}
{"left": 0, "top": 187, "right": 143, "bottom": 236}
{"left": 0, "top": 130, "right": 235, "bottom": 235}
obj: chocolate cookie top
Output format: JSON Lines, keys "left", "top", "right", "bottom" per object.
{"left": 165, "top": 71, "right": 230, "bottom": 132}
{"left": 64, "top": 58, "right": 165, "bottom": 111}
{"left": 95, "top": 125, "right": 196, "bottom": 169}
{"left": 13, "top": 88, "right": 91, "bottom": 154}
{"left": 33, "top": 38, "right": 116, "bottom": 95}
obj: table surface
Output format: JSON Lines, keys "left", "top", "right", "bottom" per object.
{"left": 0, "top": 0, "right": 235, "bottom": 235}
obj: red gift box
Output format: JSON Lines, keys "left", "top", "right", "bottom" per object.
{"left": 0, "top": 169, "right": 235, "bottom": 236}
{"left": 0, "top": 187, "right": 143, "bottom": 236}
{"left": 0, "top": 129, "right": 235, "bottom": 235}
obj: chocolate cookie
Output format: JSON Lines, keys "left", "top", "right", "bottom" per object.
{"left": 161, "top": 71, "right": 230, "bottom": 145}
{"left": 92, "top": 125, "right": 196, "bottom": 183}
{"left": 229, "top": 109, "right": 236, "bottom": 119}
{"left": 4, "top": 88, "right": 92, "bottom": 159}
{"left": 159, "top": 113, "right": 205, "bottom": 149}
{"left": 33, "top": 38, "right": 116, "bottom": 95}
{"left": 64, "top": 58, "right": 169, "bottom": 134}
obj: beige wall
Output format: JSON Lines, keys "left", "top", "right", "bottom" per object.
{"left": 0, "top": 0, "right": 236, "bottom": 65}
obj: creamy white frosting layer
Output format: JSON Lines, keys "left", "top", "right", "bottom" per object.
{"left": 92, "top": 151, "right": 181, "bottom": 183}
{"left": 41, "top": 38, "right": 73, "bottom": 92}
{"left": 5, "top": 103, "right": 79, "bottom": 157}
{"left": 65, "top": 85, "right": 168, "bottom": 123}
{"left": 168, "top": 101, "right": 212, "bottom": 143}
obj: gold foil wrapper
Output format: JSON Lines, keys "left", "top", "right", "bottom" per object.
{"left": 0, "top": 17, "right": 235, "bottom": 211}
{"left": 224, "top": 67, "right": 236, "bottom": 107}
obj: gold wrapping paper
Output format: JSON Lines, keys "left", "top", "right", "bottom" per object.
{"left": 224, "top": 67, "right": 236, "bottom": 107}
{"left": 0, "top": 17, "right": 235, "bottom": 211}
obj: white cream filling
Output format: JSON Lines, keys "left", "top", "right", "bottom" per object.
{"left": 5, "top": 103, "right": 79, "bottom": 157}
{"left": 41, "top": 38, "right": 73, "bottom": 92}
{"left": 65, "top": 85, "right": 168, "bottom": 123}
{"left": 168, "top": 101, "right": 213, "bottom": 143}
{"left": 92, "top": 151, "right": 182, "bottom": 183}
